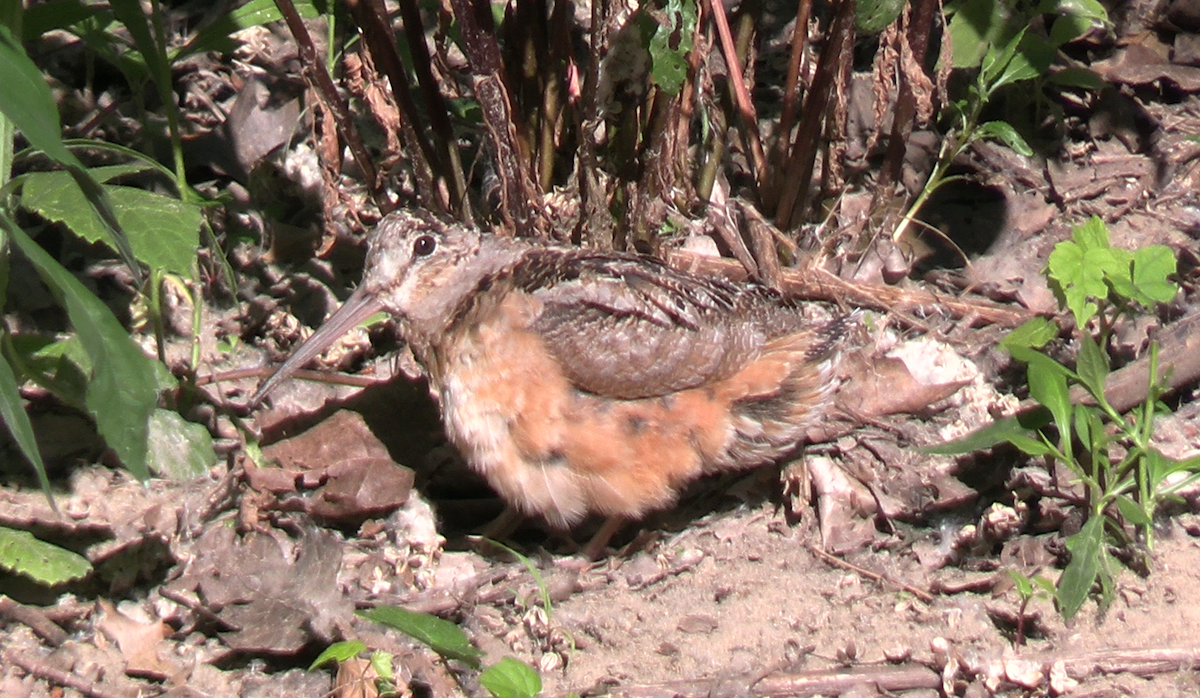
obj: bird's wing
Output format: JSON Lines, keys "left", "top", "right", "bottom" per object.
{"left": 513, "top": 250, "right": 794, "bottom": 399}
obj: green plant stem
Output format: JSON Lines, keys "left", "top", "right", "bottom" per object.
{"left": 148, "top": 0, "right": 188, "bottom": 192}
{"left": 149, "top": 268, "right": 166, "bottom": 363}
{"left": 190, "top": 265, "right": 202, "bottom": 374}
{"left": 893, "top": 77, "right": 995, "bottom": 243}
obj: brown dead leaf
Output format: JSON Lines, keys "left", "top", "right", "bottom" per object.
{"left": 836, "top": 351, "right": 967, "bottom": 419}
{"left": 805, "top": 455, "right": 880, "bottom": 554}
{"left": 335, "top": 656, "right": 386, "bottom": 698}
{"left": 96, "top": 599, "right": 182, "bottom": 681}
{"left": 1093, "top": 43, "right": 1200, "bottom": 92}
{"left": 170, "top": 525, "right": 352, "bottom": 655}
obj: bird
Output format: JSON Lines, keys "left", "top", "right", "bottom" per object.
{"left": 251, "top": 209, "right": 843, "bottom": 554}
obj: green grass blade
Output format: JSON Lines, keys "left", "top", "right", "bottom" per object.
{"left": 0, "top": 350, "right": 53, "bottom": 499}
{"left": 3, "top": 216, "right": 158, "bottom": 479}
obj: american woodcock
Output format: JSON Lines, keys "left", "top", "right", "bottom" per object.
{"left": 252, "top": 209, "right": 842, "bottom": 546}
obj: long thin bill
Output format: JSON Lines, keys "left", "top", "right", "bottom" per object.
{"left": 248, "top": 287, "right": 386, "bottom": 407}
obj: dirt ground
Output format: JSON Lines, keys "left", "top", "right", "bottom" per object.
{"left": 3, "top": 2, "right": 1200, "bottom": 697}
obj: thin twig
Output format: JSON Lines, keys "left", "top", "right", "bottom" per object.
{"left": 705, "top": 0, "right": 767, "bottom": 192}
{"left": 806, "top": 544, "right": 935, "bottom": 603}
{"left": 665, "top": 249, "right": 1034, "bottom": 328}
{"left": 275, "top": 0, "right": 381, "bottom": 203}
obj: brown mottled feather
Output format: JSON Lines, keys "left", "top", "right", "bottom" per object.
{"left": 255, "top": 209, "right": 842, "bottom": 529}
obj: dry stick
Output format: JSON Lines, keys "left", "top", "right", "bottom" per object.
{"left": 629, "top": 90, "right": 681, "bottom": 247}
{"left": 344, "top": 0, "right": 442, "bottom": 211}
{"left": 695, "top": 23, "right": 727, "bottom": 204}
{"left": 754, "top": 666, "right": 943, "bottom": 697}
{"left": 195, "top": 366, "right": 378, "bottom": 390}
{"left": 705, "top": 0, "right": 767, "bottom": 192}
{"left": 447, "top": 0, "right": 543, "bottom": 237}
{"left": 1070, "top": 311, "right": 1200, "bottom": 414}
{"left": 876, "top": 0, "right": 939, "bottom": 194}
{"left": 664, "top": 249, "right": 1034, "bottom": 328}
{"left": 678, "top": 2, "right": 707, "bottom": 201}
{"left": 806, "top": 544, "right": 935, "bottom": 603}
{"left": 4, "top": 648, "right": 130, "bottom": 698}
{"left": 385, "top": 0, "right": 469, "bottom": 213}
{"left": 275, "top": 0, "right": 381, "bottom": 203}
{"left": 0, "top": 595, "right": 69, "bottom": 646}
{"left": 774, "top": 0, "right": 855, "bottom": 229}
{"left": 1055, "top": 647, "right": 1200, "bottom": 680}
{"left": 614, "top": 665, "right": 942, "bottom": 698}
{"left": 613, "top": 645, "right": 1200, "bottom": 698}
{"left": 575, "top": 0, "right": 614, "bottom": 248}
{"left": 534, "top": 0, "right": 568, "bottom": 192}
{"left": 765, "top": 0, "right": 814, "bottom": 211}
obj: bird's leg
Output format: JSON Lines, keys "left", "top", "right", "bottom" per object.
{"left": 580, "top": 516, "right": 628, "bottom": 560}
{"left": 477, "top": 505, "right": 525, "bottom": 541}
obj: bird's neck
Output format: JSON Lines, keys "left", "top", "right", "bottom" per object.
{"left": 401, "top": 236, "right": 530, "bottom": 376}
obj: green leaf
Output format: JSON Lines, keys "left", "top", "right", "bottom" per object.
{"left": 1056, "top": 245, "right": 1108, "bottom": 303}
{"left": 1033, "top": 575, "right": 1057, "bottom": 596}
{"left": 1114, "top": 494, "right": 1152, "bottom": 527}
{"left": 1102, "top": 247, "right": 1136, "bottom": 300}
{"left": 146, "top": 409, "right": 215, "bottom": 480}
{"left": 109, "top": 0, "right": 172, "bottom": 107}
{"left": 0, "top": 526, "right": 92, "bottom": 585}
{"left": 1130, "top": 245, "right": 1178, "bottom": 304}
{"left": 23, "top": 0, "right": 104, "bottom": 38}
{"left": 1048, "top": 12, "right": 1095, "bottom": 46}
{"left": 480, "top": 657, "right": 543, "bottom": 698}
{"left": 309, "top": 640, "right": 367, "bottom": 670}
{"left": 358, "top": 606, "right": 483, "bottom": 668}
{"left": 1048, "top": 67, "right": 1107, "bottom": 90}
{"left": 1047, "top": 239, "right": 1105, "bottom": 326}
{"left": 1072, "top": 404, "right": 1092, "bottom": 453}
{"left": 1075, "top": 333, "right": 1109, "bottom": 399}
{"left": 22, "top": 172, "right": 201, "bottom": 275}
{"left": 975, "top": 120, "right": 1033, "bottom": 156}
{"left": 1007, "top": 432, "right": 1055, "bottom": 456}
{"left": 9, "top": 334, "right": 90, "bottom": 409}
{"left": 87, "top": 163, "right": 163, "bottom": 183}
{"left": 4, "top": 217, "right": 159, "bottom": 479}
{"left": 947, "top": 0, "right": 1011, "bottom": 69}
{"left": 0, "top": 28, "right": 143, "bottom": 278}
{"left": 982, "top": 25, "right": 1027, "bottom": 86}
{"left": 370, "top": 650, "right": 395, "bottom": 682}
{"left": 1057, "top": 516, "right": 1103, "bottom": 619}
{"left": 1027, "top": 353, "right": 1073, "bottom": 428}
{"left": 921, "top": 409, "right": 1051, "bottom": 455}
{"left": 1071, "top": 216, "right": 1109, "bottom": 251}
{"left": 0, "top": 353, "right": 52, "bottom": 495}
{"left": 1006, "top": 569, "right": 1034, "bottom": 597}
{"left": 1006, "top": 343, "right": 1046, "bottom": 365}
{"left": 177, "top": 0, "right": 320, "bottom": 59}
{"left": 1001, "top": 317, "right": 1058, "bottom": 352}
{"left": 0, "top": 25, "right": 84, "bottom": 169}
{"left": 1149, "top": 450, "right": 1200, "bottom": 485}
{"left": 1039, "top": 0, "right": 1110, "bottom": 26}
{"left": 855, "top": 0, "right": 905, "bottom": 35}
{"left": 984, "top": 28, "right": 1049, "bottom": 90}
{"left": 647, "top": 0, "right": 697, "bottom": 95}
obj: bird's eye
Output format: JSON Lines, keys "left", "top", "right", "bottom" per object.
{"left": 412, "top": 235, "right": 437, "bottom": 257}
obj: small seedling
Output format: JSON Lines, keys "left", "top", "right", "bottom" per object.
{"left": 1006, "top": 569, "right": 1055, "bottom": 646}
{"left": 896, "top": 0, "right": 1109, "bottom": 242}
{"left": 934, "top": 217, "right": 1197, "bottom": 619}
{"left": 328, "top": 604, "right": 546, "bottom": 697}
